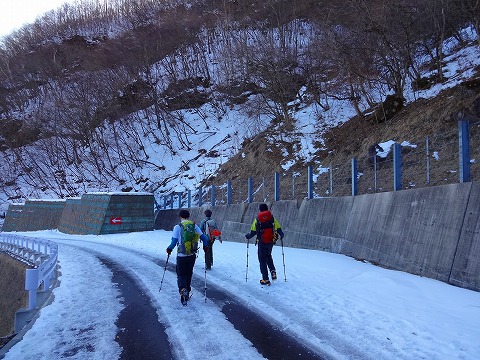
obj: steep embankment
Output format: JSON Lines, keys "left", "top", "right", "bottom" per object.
{"left": 0, "top": 254, "right": 28, "bottom": 339}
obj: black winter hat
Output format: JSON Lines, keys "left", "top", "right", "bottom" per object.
{"left": 205, "top": 209, "right": 212, "bottom": 217}
{"left": 259, "top": 203, "right": 268, "bottom": 212}
{"left": 179, "top": 209, "right": 190, "bottom": 219}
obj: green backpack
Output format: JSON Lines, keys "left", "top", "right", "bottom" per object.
{"left": 178, "top": 220, "right": 200, "bottom": 255}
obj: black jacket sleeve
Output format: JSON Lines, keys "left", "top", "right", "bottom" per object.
{"left": 276, "top": 228, "right": 284, "bottom": 238}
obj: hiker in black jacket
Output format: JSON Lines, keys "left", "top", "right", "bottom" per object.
{"left": 245, "top": 204, "right": 284, "bottom": 286}
{"left": 200, "top": 209, "right": 222, "bottom": 270}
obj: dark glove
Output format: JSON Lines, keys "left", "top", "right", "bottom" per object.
{"left": 203, "top": 246, "right": 209, "bottom": 253}
{"left": 166, "top": 248, "right": 172, "bottom": 255}
{"left": 273, "top": 232, "right": 279, "bottom": 245}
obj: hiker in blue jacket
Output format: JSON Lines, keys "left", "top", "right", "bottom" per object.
{"left": 166, "top": 209, "right": 209, "bottom": 305}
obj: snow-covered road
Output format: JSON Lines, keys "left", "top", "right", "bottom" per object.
{"left": 2, "top": 230, "right": 480, "bottom": 360}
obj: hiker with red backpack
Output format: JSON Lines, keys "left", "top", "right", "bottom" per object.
{"left": 200, "top": 209, "right": 222, "bottom": 270}
{"left": 245, "top": 203, "right": 284, "bottom": 286}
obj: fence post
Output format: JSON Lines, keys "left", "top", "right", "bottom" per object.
{"left": 329, "top": 163, "right": 333, "bottom": 195}
{"left": 351, "top": 158, "right": 358, "bottom": 196}
{"left": 426, "top": 136, "right": 430, "bottom": 185}
{"left": 177, "top": 192, "right": 182, "bottom": 208}
{"left": 292, "top": 172, "right": 295, "bottom": 199}
{"left": 187, "top": 190, "right": 192, "bottom": 208}
{"left": 459, "top": 120, "right": 471, "bottom": 183}
{"left": 227, "top": 180, "right": 232, "bottom": 205}
{"left": 274, "top": 172, "right": 280, "bottom": 201}
{"left": 198, "top": 187, "right": 203, "bottom": 207}
{"left": 262, "top": 177, "right": 266, "bottom": 200}
{"left": 211, "top": 185, "right": 216, "bottom": 207}
{"left": 248, "top": 177, "right": 253, "bottom": 203}
{"left": 307, "top": 166, "right": 313, "bottom": 199}
{"left": 393, "top": 142, "right": 402, "bottom": 191}
{"left": 170, "top": 193, "right": 174, "bottom": 209}
{"left": 163, "top": 195, "right": 167, "bottom": 209}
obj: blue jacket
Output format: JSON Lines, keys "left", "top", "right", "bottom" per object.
{"left": 167, "top": 220, "right": 209, "bottom": 257}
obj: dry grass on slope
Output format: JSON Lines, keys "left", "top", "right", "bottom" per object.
{"left": 322, "top": 83, "right": 480, "bottom": 166}
{"left": 0, "top": 254, "right": 28, "bottom": 339}
{"left": 209, "top": 79, "right": 480, "bottom": 198}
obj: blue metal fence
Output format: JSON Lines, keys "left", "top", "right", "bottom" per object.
{"left": 158, "top": 120, "right": 477, "bottom": 209}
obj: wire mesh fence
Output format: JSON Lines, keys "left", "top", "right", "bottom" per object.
{"left": 158, "top": 121, "right": 479, "bottom": 209}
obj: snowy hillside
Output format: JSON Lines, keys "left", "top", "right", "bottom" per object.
{"left": 1, "top": 2, "right": 480, "bottom": 226}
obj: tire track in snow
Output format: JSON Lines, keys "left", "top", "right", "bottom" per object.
{"left": 54, "top": 238, "right": 328, "bottom": 359}
{"left": 99, "top": 257, "right": 174, "bottom": 360}
{"left": 56, "top": 240, "right": 265, "bottom": 360}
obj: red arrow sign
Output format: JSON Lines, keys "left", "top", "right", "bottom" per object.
{"left": 110, "top": 217, "right": 122, "bottom": 225}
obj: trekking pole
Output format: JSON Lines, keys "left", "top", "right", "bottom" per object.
{"left": 204, "top": 249, "right": 208, "bottom": 302}
{"left": 159, "top": 253, "right": 170, "bottom": 292}
{"left": 204, "top": 266, "right": 207, "bottom": 302}
{"left": 245, "top": 237, "right": 249, "bottom": 282}
{"left": 280, "top": 236, "right": 287, "bottom": 282}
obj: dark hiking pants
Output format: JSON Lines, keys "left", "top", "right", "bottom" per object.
{"left": 258, "top": 242, "right": 275, "bottom": 280}
{"left": 176, "top": 255, "right": 196, "bottom": 292}
{"left": 205, "top": 241, "right": 214, "bottom": 269}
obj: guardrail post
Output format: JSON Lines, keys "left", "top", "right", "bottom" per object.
{"left": 351, "top": 158, "right": 358, "bottom": 196}
{"left": 44, "top": 275, "right": 50, "bottom": 290}
{"left": 307, "top": 166, "right": 313, "bottom": 199}
{"left": 25, "top": 268, "right": 39, "bottom": 310}
{"left": 459, "top": 120, "right": 471, "bottom": 183}
{"left": 274, "top": 172, "right": 280, "bottom": 201}
{"left": 394, "top": 142, "right": 402, "bottom": 191}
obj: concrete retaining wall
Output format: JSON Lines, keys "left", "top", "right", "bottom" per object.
{"left": 343, "top": 183, "right": 471, "bottom": 283}
{"left": 58, "top": 195, "right": 109, "bottom": 234}
{"left": 451, "top": 182, "right": 480, "bottom": 290}
{"left": 3, "top": 200, "right": 66, "bottom": 232}
{"left": 154, "top": 183, "right": 480, "bottom": 292}
{"left": 4, "top": 193, "right": 154, "bottom": 235}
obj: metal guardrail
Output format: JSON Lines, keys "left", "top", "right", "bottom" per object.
{"left": 0, "top": 234, "right": 58, "bottom": 310}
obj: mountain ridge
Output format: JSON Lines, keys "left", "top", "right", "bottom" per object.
{"left": 1, "top": 0, "right": 480, "bottom": 221}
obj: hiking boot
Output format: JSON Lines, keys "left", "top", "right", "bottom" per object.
{"left": 180, "top": 288, "right": 189, "bottom": 306}
{"left": 260, "top": 279, "right": 271, "bottom": 286}
{"left": 271, "top": 270, "right": 277, "bottom": 280}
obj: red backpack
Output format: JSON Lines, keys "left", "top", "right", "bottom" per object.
{"left": 256, "top": 210, "right": 275, "bottom": 243}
